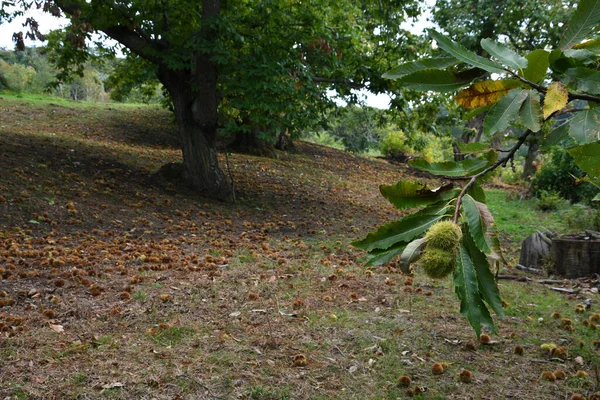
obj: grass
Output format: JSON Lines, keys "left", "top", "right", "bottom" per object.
{"left": 1, "top": 95, "right": 599, "bottom": 399}
{"left": 487, "top": 188, "right": 571, "bottom": 241}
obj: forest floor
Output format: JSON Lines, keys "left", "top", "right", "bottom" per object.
{"left": 1, "top": 95, "right": 599, "bottom": 400}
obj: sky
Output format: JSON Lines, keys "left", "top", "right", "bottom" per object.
{"left": 0, "top": 3, "right": 435, "bottom": 109}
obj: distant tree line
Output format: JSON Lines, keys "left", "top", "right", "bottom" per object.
{"left": 0, "top": 45, "right": 163, "bottom": 103}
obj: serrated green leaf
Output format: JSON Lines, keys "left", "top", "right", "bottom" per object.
{"left": 594, "top": 193, "right": 600, "bottom": 201}
{"left": 409, "top": 152, "right": 494, "bottom": 177}
{"left": 428, "top": 29, "right": 506, "bottom": 74}
{"left": 568, "top": 142, "right": 600, "bottom": 177}
{"left": 455, "top": 79, "right": 523, "bottom": 109}
{"left": 456, "top": 142, "right": 490, "bottom": 153}
{"left": 484, "top": 89, "right": 528, "bottom": 135}
{"left": 585, "top": 176, "right": 600, "bottom": 189}
{"left": 564, "top": 49, "right": 597, "bottom": 63}
{"left": 454, "top": 243, "right": 496, "bottom": 338}
{"left": 541, "top": 122, "right": 570, "bottom": 150}
{"left": 409, "top": 159, "right": 488, "bottom": 177}
{"left": 466, "top": 182, "right": 486, "bottom": 203}
{"left": 562, "top": 67, "right": 600, "bottom": 95}
{"left": 480, "top": 38, "right": 528, "bottom": 71}
{"left": 560, "top": 0, "right": 600, "bottom": 50}
{"left": 399, "top": 238, "right": 427, "bottom": 273}
{"left": 543, "top": 82, "right": 569, "bottom": 119}
{"left": 573, "top": 38, "right": 600, "bottom": 54}
{"left": 462, "top": 226, "right": 504, "bottom": 317}
{"left": 568, "top": 109, "right": 600, "bottom": 143}
{"left": 464, "top": 106, "right": 491, "bottom": 120}
{"left": 383, "top": 57, "right": 458, "bottom": 79}
{"left": 352, "top": 211, "right": 449, "bottom": 252}
{"left": 461, "top": 195, "right": 491, "bottom": 254}
{"left": 519, "top": 90, "right": 542, "bottom": 132}
{"left": 523, "top": 50, "right": 550, "bottom": 84}
{"left": 379, "top": 181, "right": 458, "bottom": 210}
{"left": 365, "top": 243, "right": 407, "bottom": 267}
{"left": 396, "top": 69, "right": 476, "bottom": 93}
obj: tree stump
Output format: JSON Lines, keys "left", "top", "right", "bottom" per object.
{"left": 519, "top": 230, "right": 555, "bottom": 270}
{"left": 553, "top": 232, "right": 600, "bottom": 278}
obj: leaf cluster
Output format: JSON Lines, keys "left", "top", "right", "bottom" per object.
{"left": 356, "top": 0, "right": 600, "bottom": 337}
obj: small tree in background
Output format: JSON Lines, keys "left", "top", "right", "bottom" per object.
{"left": 354, "top": 0, "right": 600, "bottom": 337}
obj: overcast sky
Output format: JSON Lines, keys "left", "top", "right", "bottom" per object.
{"left": 0, "top": 3, "right": 434, "bottom": 109}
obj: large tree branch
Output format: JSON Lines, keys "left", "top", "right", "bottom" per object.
{"left": 102, "top": 25, "right": 161, "bottom": 63}
{"left": 53, "top": 0, "right": 163, "bottom": 64}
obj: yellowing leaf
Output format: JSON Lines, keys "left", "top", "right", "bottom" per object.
{"left": 543, "top": 82, "right": 569, "bottom": 119}
{"left": 455, "top": 80, "right": 522, "bottom": 109}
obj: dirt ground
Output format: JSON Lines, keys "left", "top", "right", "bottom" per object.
{"left": 1, "top": 98, "right": 599, "bottom": 400}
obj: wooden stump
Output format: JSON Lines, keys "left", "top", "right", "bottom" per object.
{"left": 553, "top": 232, "right": 600, "bottom": 278}
{"left": 519, "top": 230, "right": 555, "bottom": 270}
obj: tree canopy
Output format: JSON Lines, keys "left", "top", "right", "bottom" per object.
{"left": 432, "top": 0, "right": 576, "bottom": 52}
{"left": 2, "top": 0, "right": 427, "bottom": 199}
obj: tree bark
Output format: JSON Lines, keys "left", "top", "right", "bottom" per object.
{"left": 522, "top": 140, "right": 539, "bottom": 180}
{"left": 227, "top": 128, "right": 277, "bottom": 158}
{"left": 158, "top": 66, "right": 231, "bottom": 200}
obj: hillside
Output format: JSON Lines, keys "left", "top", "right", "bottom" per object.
{"left": 1, "top": 95, "right": 599, "bottom": 400}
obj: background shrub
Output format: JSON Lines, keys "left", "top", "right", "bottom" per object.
{"left": 530, "top": 147, "right": 598, "bottom": 205}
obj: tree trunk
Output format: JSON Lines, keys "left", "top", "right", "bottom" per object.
{"left": 151, "top": 0, "right": 231, "bottom": 201}
{"left": 228, "top": 128, "right": 276, "bottom": 158}
{"left": 275, "top": 130, "right": 295, "bottom": 152}
{"left": 522, "top": 140, "right": 539, "bottom": 180}
{"left": 158, "top": 70, "right": 231, "bottom": 200}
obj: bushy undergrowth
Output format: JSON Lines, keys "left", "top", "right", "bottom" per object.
{"left": 530, "top": 147, "right": 597, "bottom": 205}
{"left": 380, "top": 130, "right": 452, "bottom": 162}
{"left": 380, "top": 130, "right": 410, "bottom": 158}
{"left": 564, "top": 204, "right": 600, "bottom": 231}
{"left": 535, "top": 190, "right": 564, "bottom": 212}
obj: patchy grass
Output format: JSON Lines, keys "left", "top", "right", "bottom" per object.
{"left": 487, "top": 189, "right": 571, "bottom": 241}
{"left": 1, "top": 96, "right": 599, "bottom": 399}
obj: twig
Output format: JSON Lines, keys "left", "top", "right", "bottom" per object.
{"left": 550, "top": 287, "right": 579, "bottom": 294}
{"left": 497, "top": 275, "right": 532, "bottom": 282}
{"left": 506, "top": 68, "right": 600, "bottom": 103}
{"left": 452, "top": 130, "right": 533, "bottom": 223}
{"left": 333, "top": 344, "right": 346, "bottom": 357}
{"left": 516, "top": 264, "right": 544, "bottom": 275}
{"left": 537, "top": 279, "right": 565, "bottom": 285}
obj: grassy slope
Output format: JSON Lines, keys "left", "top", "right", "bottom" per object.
{"left": 0, "top": 95, "right": 599, "bottom": 400}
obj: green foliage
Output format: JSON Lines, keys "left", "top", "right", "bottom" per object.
{"left": 0, "top": 46, "right": 110, "bottom": 101}
{"left": 357, "top": 0, "right": 600, "bottom": 337}
{"left": 558, "top": 0, "right": 600, "bottom": 50}
{"left": 535, "top": 190, "right": 564, "bottom": 211}
{"left": 302, "top": 131, "right": 345, "bottom": 151}
{"left": 484, "top": 89, "right": 528, "bottom": 135}
{"left": 353, "top": 173, "right": 504, "bottom": 336}
{"left": 565, "top": 205, "right": 600, "bottom": 230}
{"left": 408, "top": 150, "right": 497, "bottom": 177}
{"left": 321, "top": 106, "right": 390, "bottom": 154}
{"left": 531, "top": 147, "right": 598, "bottom": 205}
{"left": 380, "top": 130, "right": 410, "bottom": 158}
{"left": 432, "top": 0, "right": 574, "bottom": 52}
